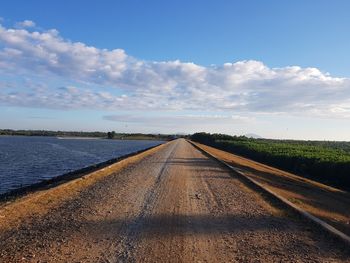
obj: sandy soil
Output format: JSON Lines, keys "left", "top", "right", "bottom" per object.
{"left": 0, "top": 139, "right": 349, "bottom": 262}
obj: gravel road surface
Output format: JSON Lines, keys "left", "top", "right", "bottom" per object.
{"left": 0, "top": 139, "right": 349, "bottom": 262}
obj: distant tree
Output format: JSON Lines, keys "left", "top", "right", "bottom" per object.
{"left": 107, "top": 131, "right": 116, "bottom": 139}
{"left": 191, "top": 132, "right": 215, "bottom": 145}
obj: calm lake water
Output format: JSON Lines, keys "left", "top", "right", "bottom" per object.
{"left": 0, "top": 136, "right": 163, "bottom": 195}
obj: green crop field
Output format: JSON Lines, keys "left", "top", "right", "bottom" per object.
{"left": 191, "top": 133, "right": 350, "bottom": 190}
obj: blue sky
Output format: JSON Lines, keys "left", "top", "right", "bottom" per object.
{"left": 2, "top": 0, "right": 350, "bottom": 75}
{"left": 1, "top": 0, "right": 350, "bottom": 140}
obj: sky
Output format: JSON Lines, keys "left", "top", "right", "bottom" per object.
{"left": 1, "top": 0, "right": 350, "bottom": 140}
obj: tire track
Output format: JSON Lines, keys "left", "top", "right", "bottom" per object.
{"left": 113, "top": 141, "right": 179, "bottom": 262}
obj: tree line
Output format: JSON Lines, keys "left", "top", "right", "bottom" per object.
{"left": 0, "top": 129, "right": 106, "bottom": 138}
{"left": 0, "top": 129, "right": 174, "bottom": 141}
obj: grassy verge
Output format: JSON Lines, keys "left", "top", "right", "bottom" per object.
{"left": 191, "top": 133, "right": 350, "bottom": 190}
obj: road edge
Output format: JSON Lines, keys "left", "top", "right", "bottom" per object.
{"left": 188, "top": 140, "right": 350, "bottom": 247}
{"left": 0, "top": 140, "right": 169, "bottom": 204}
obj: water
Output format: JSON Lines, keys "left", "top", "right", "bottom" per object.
{"left": 0, "top": 136, "right": 163, "bottom": 195}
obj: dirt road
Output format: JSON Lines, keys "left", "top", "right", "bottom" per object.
{"left": 0, "top": 139, "right": 349, "bottom": 262}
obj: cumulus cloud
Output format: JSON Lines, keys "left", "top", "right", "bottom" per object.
{"left": 15, "top": 20, "right": 36, "bottom": 28}
{"left": 0, "top": 85, "right": 130, "bottom": 110}
{"left": 0, "top": 22, "right": 350, "bottom": 118}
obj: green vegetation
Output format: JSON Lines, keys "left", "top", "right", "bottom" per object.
{"left": 0, "top": 129, "right": 174, "bottom": 141}
{"left": 0, "top": 129, "right": 106, "bottom": 138}
{"left": 191, "top": 132, "right": 350, "bottom": 190}
{"left": 107, "top": 131, "right": 116, "bottom": 139}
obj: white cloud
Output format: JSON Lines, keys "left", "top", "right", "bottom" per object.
{"left": 15, "top": 20, "right": 36, "bottom": 28}
{"left": 102, "top": 113, "right": 254, "bottom": 133}
{"left": 0, "top": 22, "right": 350, "bottom": 118}
{"left": 103, "top": 113, "right": 252, "bottom": 124}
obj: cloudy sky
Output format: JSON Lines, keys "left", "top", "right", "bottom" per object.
{"left": 1, "top": 0, "right": 350, "bottom": 140}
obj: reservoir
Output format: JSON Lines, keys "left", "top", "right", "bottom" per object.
{"left": 0, "top": 136, "right": 163, "bottom": 195}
